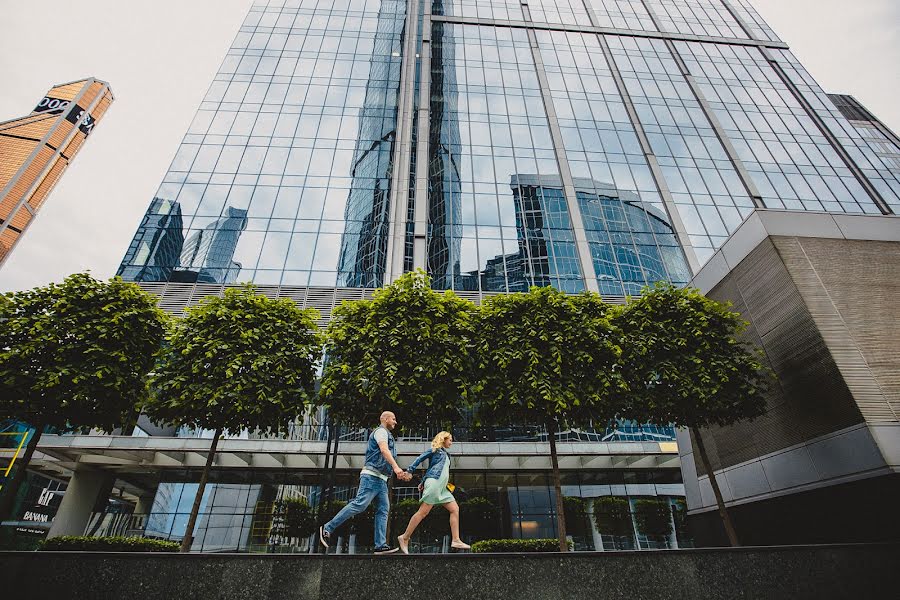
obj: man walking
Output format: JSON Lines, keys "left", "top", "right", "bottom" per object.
{"left": 319, "top": 411, "right": 412, "bottom": 554}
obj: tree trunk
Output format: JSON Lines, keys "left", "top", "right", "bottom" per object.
{"left": 180, "top": 428, "right": 222, "bottom": 553}
{"left": 691, "top": 426, "right": 739, "bottom": 547}
{"left": 0, "top": 419, "right": 45, "bottom": 522}
{"left": 547, "top": 420, "right": 568, "bottom": 552}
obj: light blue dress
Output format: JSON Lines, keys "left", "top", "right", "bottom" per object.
{"left": 420, "top": 454, "right": 454, "bottom": 505}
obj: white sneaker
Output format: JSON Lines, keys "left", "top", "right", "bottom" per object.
{"left": 398, "top": 535, "right": 409, "bottom": 555}
{"left": 451, "top": 540, "right": 471, "bottom": 550}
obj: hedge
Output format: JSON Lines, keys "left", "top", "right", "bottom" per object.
{"left": 471, "top": 538, "right": 572, "bottom": 553}
{"left": 39, "top": 536, "right": 179, "bottom": 552}
{"left": 633, "top": 499, "right": 672, "bottom": 537}
{"left": 593, "top": 496, "right": 632, "bottom": 536}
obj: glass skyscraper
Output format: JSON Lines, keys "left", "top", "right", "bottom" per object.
{"left": 103, "top": 0, "right": 900, "bottom": 552}
{"left": 117, "top": 0, "right": 897, "bottom": 300}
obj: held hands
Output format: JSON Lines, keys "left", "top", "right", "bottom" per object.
{"left": 394, "top": 468, "right": 412, "bottom": 482}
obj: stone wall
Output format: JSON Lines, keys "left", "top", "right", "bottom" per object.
{"left": 2, "top": 544, "right": 898, "bottom": 600}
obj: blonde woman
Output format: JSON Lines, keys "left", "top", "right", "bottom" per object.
{"left": 397, "top": 431, "right": 471, "bottom": 554}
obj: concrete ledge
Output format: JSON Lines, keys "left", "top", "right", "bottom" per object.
{"left": 2, "top": 544, "right": 898, "bottom": 600}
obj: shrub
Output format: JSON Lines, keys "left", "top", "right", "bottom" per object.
{"left": 471, "top": 538, "right": 572, "bottom": 553}
{"left": 563, "top": 496, "right": 590, "bottom": 537}
{"left": 318, "top": 500, "right": 349, "bottom": 534}
{"left": 278, "top": 497, "right": 315, "bottom": 540}
{"left": 39, "top": 536, "right": 179, "bottom": 552}
{"left": 393, "top": 498, "right": 449, "bottom": 541}
{"left": 634, "top": 499, "right": 673, "bottom": 537}
{"left": 593, "top": 497, "right": 632, "bottom": 536}
{"left": 461, "top": 496, "right": 500, "bottom": 539}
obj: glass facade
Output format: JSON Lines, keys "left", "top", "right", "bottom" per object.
{"left": 118, "top": 0, "right": 897, "bottom": 293}
{"left": 118, "top": 1, "right": 407, "bottom": 287}
{"left": 113, "top": 467, "right": 688, "bottom": 553}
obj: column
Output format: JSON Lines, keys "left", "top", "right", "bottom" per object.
{"left": 47, "top": 467, "right": 112, "bottom": 539}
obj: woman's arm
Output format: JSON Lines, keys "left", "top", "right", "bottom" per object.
{"left": 406, "top": 448, "right": 434, "bottom": 473}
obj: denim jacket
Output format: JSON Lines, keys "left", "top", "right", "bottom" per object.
{"left": 363, "top": 426, "right": 397, "bottom": 478}
{"left": 406, "top": 447, "right": 450, "bottom": 482}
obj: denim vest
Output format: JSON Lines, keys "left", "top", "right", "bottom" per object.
{"left": 407, "top": 447, "right": 450, "bottom": 482}
{"left": 363, "top": 426, "right": 396, "bottom": 477}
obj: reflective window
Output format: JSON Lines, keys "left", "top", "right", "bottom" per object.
{"left": 729, "top": 0, "right": 781, "bottom": 42}
{"left": 646, "top": 0, "right": 745, "bottom": 39}
{"left": 118, "top": 0, "right": 407, "bottom": 287}
{"left": 607, "top": 35, "right": 754, "bottom": 261}
{"left": 675, "top": 41, "right": 882, "bottom": 218}
{"left": 437, "top": 0, "right": 524, "bottom": 21}
{"left": 427, "top": 23, "right": 585, "bottom": 293}
{"left": 587, "top": 0, "right": 658, "bottom": 32}
{"left": 527, "top": 0, "right": 592, "bottom": 26}
{"left": 537, "top": 30, "right": 690, "bottom": 285}
{"left": 139, "top": 468, "right": 688, "bottom": 553}
{"left": 773, "top": 51, "right": 900, "bottom": 214}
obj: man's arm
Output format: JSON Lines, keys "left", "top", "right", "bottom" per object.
{"left": 377, "top": 440, "right": 411, "bottom": 480}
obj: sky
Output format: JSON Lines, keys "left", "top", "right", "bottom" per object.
{"left": 0, "top": 0, "right": 897, "bottom": 293}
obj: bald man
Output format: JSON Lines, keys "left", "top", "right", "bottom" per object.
{"left": 319, "top": 411, "right": 412, "bottom": 554}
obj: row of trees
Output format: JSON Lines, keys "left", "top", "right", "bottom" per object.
{"left": 0, "top": 269, "right": 767, "bottom": 552}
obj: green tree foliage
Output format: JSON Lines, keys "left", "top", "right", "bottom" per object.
{"left": 144, "top": 285, "right": 322, "bottom": 434}
{"left": 475, "top": 287, "right": 622, "bottom": 551}
{"left": 634, "top": 498, "right": 673, "bottom": 537}
{"left": 40, "top": 536, "right": 179, "bottom": 552}
{"left": 592, "top": 496, "right": 632, "bottom": 537}
{"left": 0, "top": 273, "right": 167, "bottom": 520}
{"left": 141, "top": 285, "right": 322, "bottom": 551}
{"left": 616, "top": 283, "right": 768, "bottom": 546}
{"left": 471, "top": 538, "right": 572, "bottom": 553}
{"left": 562, "top": 496, "right": 590, "bottom": 541}
{"left": 460, "top": 496, "right": 500, "bottom": 541}
{"left": 320, "top": 270, "right": 478, "bottom": 428}
{"left": 275, "top": 497, "right": 316, "bottom": 542}
{"left": 616, "top": 282, "right": 767, "bottom": 428}
{"left": 393, "top": 497, "right": 450, "bottom": 543}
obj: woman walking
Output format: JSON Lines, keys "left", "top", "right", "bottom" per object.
{"left": 397, "top": 431, "right": 471, "bottom": 554}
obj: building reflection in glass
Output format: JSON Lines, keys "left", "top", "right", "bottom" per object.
{"left": 174, "top": 206, "right": 248, "bottom": 284}
{"left": 427, "top": 20, "right": 463, "bottom": 291}
{"left": 443, "top": 174, "right": 690, "bottom": 296}
{"left": 117, "top": 197, "right": 184, "bottom": 283}
{"left": 118, "top": 201, "right": 247, "bottom": 285}
{"left": 573, "top": 178, "right": 692, "bottom": 296}
{"left": 336, "top": 0, "right": 408, "bottom": 288}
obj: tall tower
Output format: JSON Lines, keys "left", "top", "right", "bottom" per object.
{"left": 0, "top": 78, "right": 113, "bottom": 266}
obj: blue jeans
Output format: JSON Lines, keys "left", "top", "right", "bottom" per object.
{"left": 323, "top": 474, "right": 389, "bottom": 548}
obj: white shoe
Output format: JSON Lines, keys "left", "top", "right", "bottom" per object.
{"left": 451, "top": 540, "right": 471, "bottom": 550}
{"left": 398, "top": 535, "right": 409, "bottom": 555}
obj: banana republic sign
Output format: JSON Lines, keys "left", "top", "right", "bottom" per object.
{"left": 33, "top": 96, "right": 96, "bottom": 136}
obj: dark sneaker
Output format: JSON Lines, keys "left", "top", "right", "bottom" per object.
{"left": 319, "top": 525, "right": 331, "bottom": 549}
{"left": 374, "top": 545, "right": 400, "bottom": 555}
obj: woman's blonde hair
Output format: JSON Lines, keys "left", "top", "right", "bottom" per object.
{"left": 431, "top": 431, "right": 452, "bottom": 450}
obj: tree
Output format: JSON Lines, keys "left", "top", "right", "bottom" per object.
{"left": 0, "top": 273, "right": 167, "bottom": 521}
{"left": 634, "top": 498, "right": 673, "bottom": 538}
{"left": 616, "top": 283, "right": 768, "bottom": 546}
{"left": 460, "top": 496, "right": 500, "bottom": 541}
{"left": 272, "top": 496, "right": 316, "bottom": 546}
{"left": 320, "top": 270, "right": 478, "bottom": 429}
{"left": 475, "top": 287, "right": 622, "bottom": 551}
{"left": 141, "top": 285, "right": 322, "bottom": 552}
{"left": 593, "top": 496, "right": 632, "bottom": 537}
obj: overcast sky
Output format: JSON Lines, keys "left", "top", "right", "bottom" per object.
{"left": 0, "top": 0, "right": 897, "bottom": 293}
